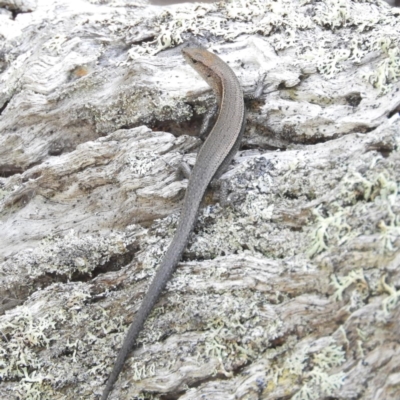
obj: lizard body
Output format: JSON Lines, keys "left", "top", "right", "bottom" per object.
{"left": 101, "top": 47, "right": 245, "bottom": 399}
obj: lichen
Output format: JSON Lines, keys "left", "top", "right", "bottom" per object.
{"left": 0, "top": 306, "right": 62, "bottom": 399}
{"left": 381, "top": 274, "right": 400, "bottom": 314}
{"left": 128, "top": 150, "right": 159, "bottom": 177}
{"left": 122, "top": 0, "right": 400, "bottom": 94}
{"left": 331, "top": 268, "right": 368, "bottom": 302}
{"left": 313, "top": 0, "right": 350, "bottom": 30}
{"left": 308, "top": 206, "right": 351, "bottom": 258}
{"left": 0, "top": 279, "right": 128, "bottom": 398}
{"left": 2, "top": 0, "right": 400, "bottom": 398}
{"left": 2, "top": 229, "right": 130, "bottom": 281}
{"left": 124, "top": 0, "right": 315, "bottom": 58}
{"left": 288, "top": 342, "right": 346, "bottom": 400}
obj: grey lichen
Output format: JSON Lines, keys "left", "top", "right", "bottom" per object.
{"left": 1, "top": 0, "right": 400, "bottom": 399}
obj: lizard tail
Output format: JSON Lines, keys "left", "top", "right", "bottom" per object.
{"left": 101, "top": 193, "right": 202, "bottom": 399}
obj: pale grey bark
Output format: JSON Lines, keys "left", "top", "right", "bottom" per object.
{"left": 0, "top": 0, "right": 37, "bottom": 12}
{"left": 1, "top": 0, "right": 400, "bottom": 399}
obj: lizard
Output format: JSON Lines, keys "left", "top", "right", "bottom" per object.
{"left": 100, "top": 46, "right": 246, "bottom": 400}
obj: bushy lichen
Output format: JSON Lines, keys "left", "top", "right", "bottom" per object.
{"left": 331, "top": 268, "right": 368, "bottom": 302}
{"left": 286, "top": 342, "right": 346, "bottom": 400}
{"left": 2, "top": 0, "right": 400, "bottom": 398}
{"left": 381, "top": 274, "right": 400, "bottom": 314}
{"left": 308, "top": 206, "right": 351, "bottom": 257}
{"left": 0, "top": 279, "right": 128, "bottom": 399}
{"left": 313, "top": 0, "right": 350, "bottom": 29}
{"left": 122, "top": 0, "right": 400, "bottom": 94}
{"left": 0, "top": 306, "right": 64, "bottom": 399}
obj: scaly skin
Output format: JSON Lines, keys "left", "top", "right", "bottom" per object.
{"left": 101, "top": 47, "right": 245, "bottom": 399}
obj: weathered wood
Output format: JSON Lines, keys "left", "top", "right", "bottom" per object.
{"left": 1, "top": 0, "right": 400, "bottom": 399}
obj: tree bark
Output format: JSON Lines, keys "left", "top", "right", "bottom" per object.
{"left": 1, "top": 0, "right": 400, "bottom": 399}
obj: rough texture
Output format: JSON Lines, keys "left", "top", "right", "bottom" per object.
{"left": 1, "top": 0, "right": 400, "bottom": 399}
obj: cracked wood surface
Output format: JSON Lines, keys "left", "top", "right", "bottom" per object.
{"left": 1, "top": 0, "right": 400, "bottom": 399}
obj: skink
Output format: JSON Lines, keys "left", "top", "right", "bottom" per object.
{"left": 101, "top": 47, "right": 245, "bottom": 399}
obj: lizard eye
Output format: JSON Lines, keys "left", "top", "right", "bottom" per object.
{"left": 193, "top": 60, "right": 197, "bottom": 63}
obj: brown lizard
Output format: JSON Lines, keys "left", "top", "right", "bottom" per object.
{"left": 101, "top": 47, "right": 245, "bottom": 399}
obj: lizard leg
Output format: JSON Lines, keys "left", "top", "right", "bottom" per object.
{"left": 178, "top": 162, "right": 232, "bottom": 207}
{"left": 210, "top": 178, "right": 231, "bottom": 207}
{"left": 244, "top": 71, "right": 267, "bottom": 100}
{"left": 177, "top": 162, "right": 191, "bottom": 179}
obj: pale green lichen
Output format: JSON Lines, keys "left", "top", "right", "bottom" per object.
{"left": 240, "top": 192, "right": 275, "bottom": 222}
{"left": 313, "top": 0, "right": 350, "bottom": 30}
{"left": 305, "top": 1, "right": 400, "bottom": 89}
{"left": 0, "top": 278, "right": 127, "bottom": 398}
{"left": 308, "top": 206, "right": 351, "bottom": 257}
{"left": 336, "top": 167, "right": 398, "bottom": 209}
{"left": 109, "top": 0, "right": 400, "bottom": 95}
{"left": 363, "top": 41, "right": 400, "bottom": 94}
{"left": 378, "top": 218, "right": 400, "bottom": 254}
{"left": 317, "top": 48, "right": 351, "bottom": 78}
{"left": 373, "top": 172, "right": 398, "bottom": 205}
{"left": 281, "top": 345, "right": 309, "bottom": 377}
{"left": 127, "top": 0, "right": 314, "bottom": 58}
{"left": 331, "top": 268, "right": 367, "bottom": 302}
{"left": 287, "top": 342, "right": 346, "bottom": 400}
{"left": 0, "top": 307, "right": 60, "bottom": 398}
{"left": 194, "top": 290, "right": 283, "bottom": 376}
{"left": 381, "top": 275, "right": 400, "bottom": 314}
{"left": 313, "top": 344, "right": 346, "bottom": 368}
{"left": 2, "top": 1, "right": 400, "bottom": 398}
{"left": 15, "top": 374, "right": 57, "bottom": 400}
{"left": 340, "top": 171, "right": 374, "bottom": 202}
{"left": 128, "top": 6, "right": 207, "bottom": 58}
{"left": 308, "top": 163, "right": 400, "bottom": 258}
{"left": 268, "top": 340, "right": 346, "bottom": 399}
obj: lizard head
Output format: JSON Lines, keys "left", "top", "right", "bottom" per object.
{"left": 182, "top": 47, "right": 223, "bottom": 100}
